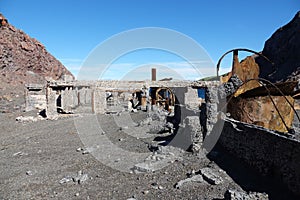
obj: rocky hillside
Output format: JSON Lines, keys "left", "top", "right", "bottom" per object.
{"left": 257, "top": 11, "right": 300, "bottom": 82}
{"left": 0, "top": 13, "right": 73, "bottom": 88}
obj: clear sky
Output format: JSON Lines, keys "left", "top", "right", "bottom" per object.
{"left": 1, "top": 0, "right": 299, "bottom": 80}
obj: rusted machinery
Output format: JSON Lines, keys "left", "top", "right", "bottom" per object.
{"left": 217, "top": 48, "right": 299, "bottom": 133}
{"left": 150, "top": 87, "right": 175, "bottom": 115}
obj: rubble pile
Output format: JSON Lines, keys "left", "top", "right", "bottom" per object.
{"left": 224, "top": 189, "right": 269, "bottom": 200}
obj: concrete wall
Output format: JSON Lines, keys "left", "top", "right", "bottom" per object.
{"left": 61, "top": 88, "right": 78, "bottom": 113}
{"left": 92, "top": 88, "right": 106, "bottom": 114}
{"left": 46, "top": 87, "right": 57, "bottom": 119}
{"left": 184, "top": 87, "right": 200, "bottom": 110}
{"left": 25, "top": 94, "right": 46, "bottom": 111}
{"left": 78, "top": 88, "right": 92, "bottom": 105}
{"left": 40, "top": 80, "right": 220, "bottom": 116}
{"left": 25, "top": 84, "right": 46, "bottom": 111}
{"left": 219, "top": 118, "right": 300, "bottom": 196}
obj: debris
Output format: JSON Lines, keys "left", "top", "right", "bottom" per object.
{"left": 224, "top": 189, "right": 269, "bottom": 200}
{"left": 59, "top": 176, "right": 73, "bottom": 184}
{"left": 72, "top": 170, "right": 88, "bottom": 184}
{"left": 133, "top": 146, "right": 183, "bottom": 173}
{"left": 188, "top": 169, "right": 196, "bottom": 177}
{"left": 200, "top": 167, "right": 223, "bottom": 185}
{"left": 82, "top": 149, "right": 89, "bottom": 155}
{"left": 16, "top": 116, "right": 37, "bottom": 122}
{"left": 26, "top": 170, "right": 33, "bottom": 176}
{"left": 151, "top": 182, "right": 160, "bottom": 190}
{"left": 13, "top": 151, "right": 25, "bottom": 156}
{"left": 142, "top": 190, "right": 149, "bottom": 195}
{"left": 190, "top": 143, "right": 201, "bottom": 153}
{"left": 75, "top": 192, "right": 80, "bottom": 197}
{"left": 78, "top": 173, "right": 88, "bottom": 184}
{"left": 175, "top": 174, "right": 204, "bottom": 189}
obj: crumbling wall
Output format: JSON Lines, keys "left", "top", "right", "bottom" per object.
{"left": 40, "top": 80, "right": 220, "bottom": 117}
{"left": 45, "top": 87, "right": 57, "bottom": 119}
{"left": 92, "top": 88, "right": 106, "bottom": 114}
{"left": 184, "top": 87, "right": 200, "bottom": 110}
{"left": 25, "top": 94, "right": 46, "bottom": 111}
{"left": 219, "top": 118, "right": 300, "bottom": 196}
{"left": 78, "top": 88, "right": 92, "bottom": 105}
{"left": 25, "top": 84, "right": 46, "bottom": 111}
{"left": 61, "top": 88, "right": 78, "bottom": 113}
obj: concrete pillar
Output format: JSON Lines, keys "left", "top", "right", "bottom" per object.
{"left": 92, "top": 88, "right": 106, "bottom": 114}
{"left": 205, "top": 87, "right": 219, "bottom": 136}
{"left": 46, "top": 86, "right": 58, "bottom": 119}
{"left": 184, "top": 87, "right": 200, "bottom": 110}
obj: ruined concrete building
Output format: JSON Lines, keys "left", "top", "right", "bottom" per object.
{"left": 25, "top": 76, "right": 218, "bottom": 118}
{"left": 24, "top": 48, "right": 300, "bottom": 196}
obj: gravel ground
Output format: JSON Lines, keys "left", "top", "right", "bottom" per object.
{"left": 0, "top": 110, "right": 298, "bottom": 199}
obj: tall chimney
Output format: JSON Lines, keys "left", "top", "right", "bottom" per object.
{"left": 151, "top": 68, "right": 156, "bottom": 81}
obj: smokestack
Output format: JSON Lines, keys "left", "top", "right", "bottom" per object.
{"left": 151, "top": 68, "right": 156, "bottom": 81}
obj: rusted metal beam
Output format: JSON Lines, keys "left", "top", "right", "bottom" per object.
{"left": 216, "top": 48, "right": 274, "bottom": 78}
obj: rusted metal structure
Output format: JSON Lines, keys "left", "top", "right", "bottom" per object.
{"left": 150, "top": 87, "right": 175, "bottom": 114}
{"left": 217, "top": 48, "right": 299, "bottom": 133}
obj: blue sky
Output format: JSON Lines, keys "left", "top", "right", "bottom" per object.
{"left": 1, "top": 1, "right": 299, "bottom": 80}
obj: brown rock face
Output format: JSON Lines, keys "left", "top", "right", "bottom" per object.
{"left": 0, "top": 13, "right": 74, "bottom": 88}
{"left": 257, "top": 11, "right": 300, "bottom": 82}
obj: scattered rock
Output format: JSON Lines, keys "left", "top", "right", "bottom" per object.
{"left": 82, "top": 149, "right": 89, "bottom": 155}
{"left": 59, "top": 176, "right": 73, "bottom": 184}
{"left": 76, "top": 147, "right": 82, "bottom": 152}
{"left": 16, "top": 116, "right": 37, "bottom": 122}
{"left": 142, "top": 190, "right": 149, "bottom": 195}
{"left": 78, "top": 174, "right": 88, "bottom": 184}
{"left": 190, "top": 143, "right": 201, "bottom": 153}
{"left": 187, "top": 169, "right": 196, "bottom": 177}
{"left": 224, "top": 189, "right": 269, "bottom": 200}
{"left": 175, "top": 174, "right": 204, "bottom": 189}
{"left": 151, "top": 182, "right": 159, "bottom": 189}
{"left": 133, "top": 146, "right": 184, "bottom": 173}
{"left": 200, "top": 167, "right": 223, "bottom": 185}
{"left": 72, "top": 170, "right": 88, "bottom": 184}
{"left": 13, "top": 151, "right": 25, "bottom": 156}
{"left": 26, "top": 171, "right": 33, "bottom": 176}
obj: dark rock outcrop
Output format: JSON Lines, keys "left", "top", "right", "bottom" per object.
{"left": 257, "top": 11, "right": 300, "bottom": 82}
{"left": 0, "top": 13, "right": 74, "bottom": 87}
